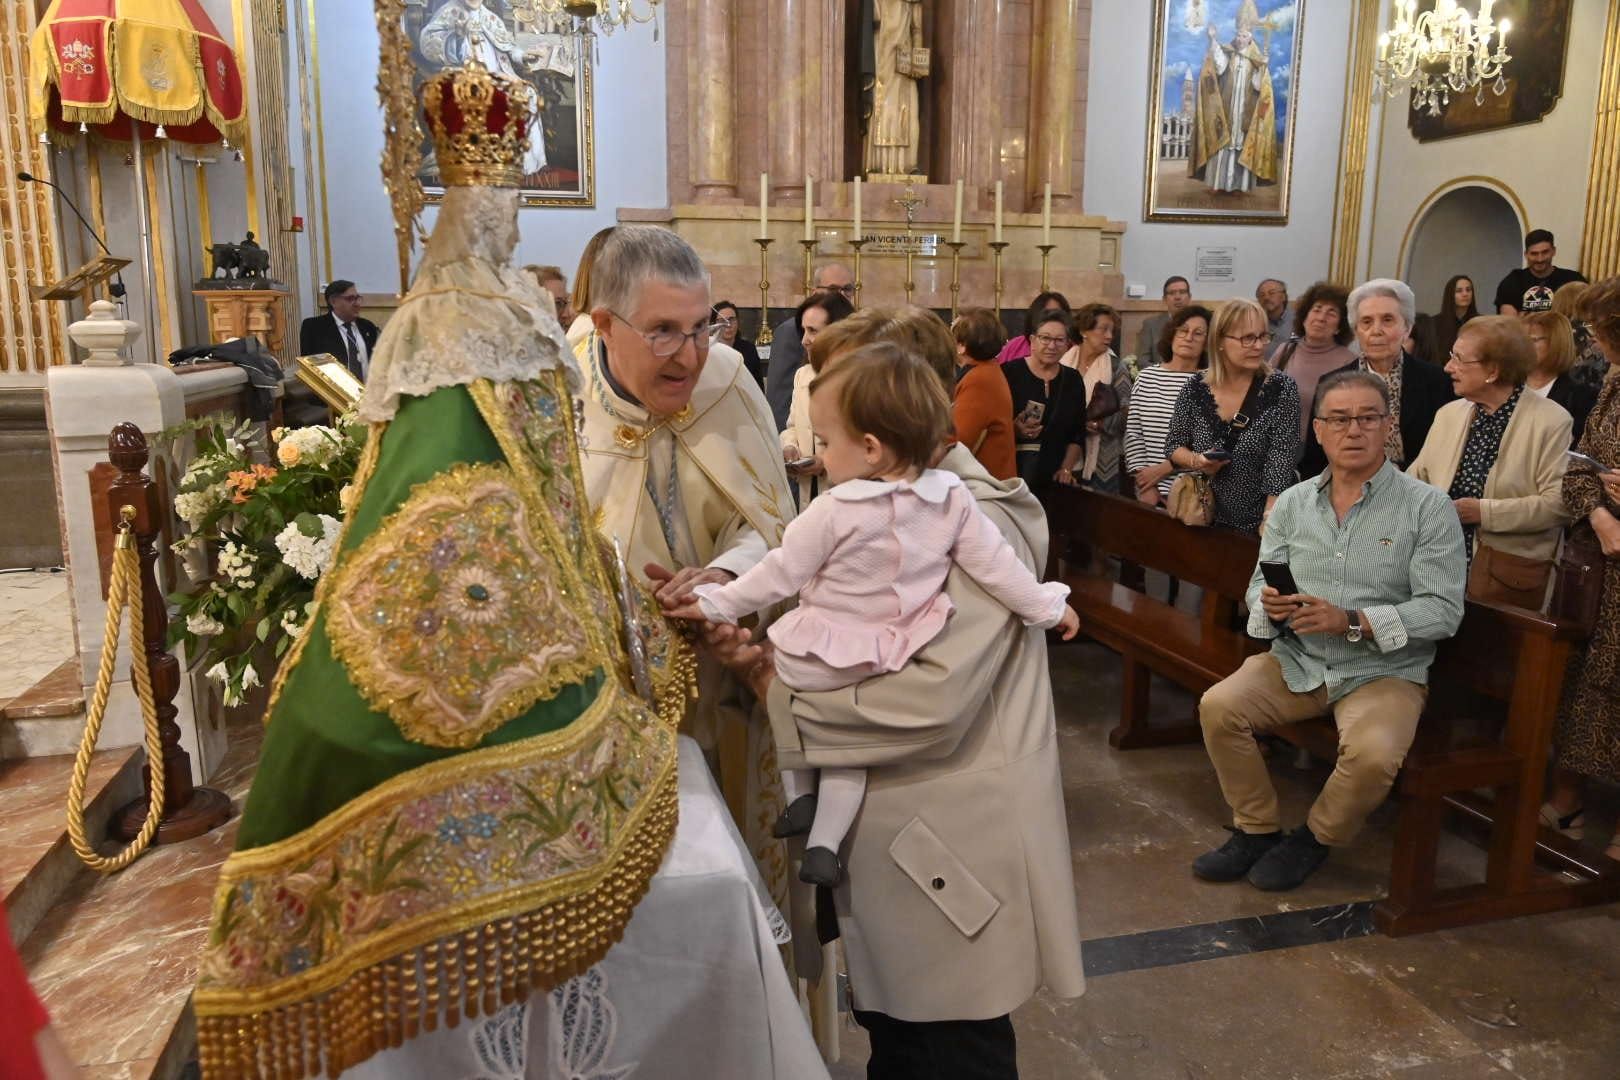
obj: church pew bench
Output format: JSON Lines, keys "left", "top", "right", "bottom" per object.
{"left": 1041, "top": 486, "right": 1264, "bottom": 749}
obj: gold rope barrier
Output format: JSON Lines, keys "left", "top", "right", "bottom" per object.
{"left": 65, "top": 506, "right": 166, "bottom": 872}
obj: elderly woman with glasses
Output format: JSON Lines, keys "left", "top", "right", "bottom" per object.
{"left": 1408, "top": 315, "right": 1571, "bottom": 608}
{"left": 1301, "top": 278, "right": 1455, "bottom": 476}
{"left": 1166, "top": 298, "right": 1301, "bottom": 533}
{"left": 1003, "top": 308, "right": 1088, "bottom": 491}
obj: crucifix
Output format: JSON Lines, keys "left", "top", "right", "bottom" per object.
{"left": 893, "top": 185, "right": 925, "bottom": 304}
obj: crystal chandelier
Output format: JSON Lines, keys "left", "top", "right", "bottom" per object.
{"left": 1374, "top": 0, "right": 1512, "bottom": 116}
{"left": 539, "top": 0, "right": 661, "bottom": 41}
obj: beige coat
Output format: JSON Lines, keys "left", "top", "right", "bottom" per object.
{"left": 780, "top": 363, "right": 820, "bottom": 507}
{"left": 767, "top": 445, "right": 1086, "bottom": 1021}
{"left": 1408, "top": 389, "right": 1573, "bottom": 564}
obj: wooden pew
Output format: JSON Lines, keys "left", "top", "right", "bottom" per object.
{"left": 1042, "top": 485, "right": 1263, "bottom": 748}
{"left": 1043, "top": 484, "right": 1620, "bottom": 935}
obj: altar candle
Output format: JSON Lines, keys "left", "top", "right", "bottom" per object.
{"left": 804, "top": 175, "right": 814, "bottom": 242}
{"left": 853, "top": 177, "right": 863, "bottom": 241}
{"left": 1041, "top": 183, "right": 1052, "bottom": 246}
{"left": 952, "top": 179, "right": 964, "bottom": 244}
{"left": 994, "top": 181, "right": 1004, "bottom": 242}
{"left": 759, "top": 173, "right": 769, "bottom": 238}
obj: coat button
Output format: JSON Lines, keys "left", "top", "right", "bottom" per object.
{"left": 931, "top": 876, "right": 945, "bottom": 890}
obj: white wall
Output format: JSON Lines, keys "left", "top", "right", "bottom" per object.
{"left": 307, "top": 5, "right": 668, "bottom": 301}
{"left": 1362, "top": 0, "right": 1609, "bottom": 289}
{"left": 1403, "top": 185, "right": 1523, "bottom": 315}
{"left": 1084, "top": 0, "right": 1354, "bottom": 301}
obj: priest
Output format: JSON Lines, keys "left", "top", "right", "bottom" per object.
{"left": 191, "top": 62, "right": 696, "bottom": 1077}
{"left": 575, "top": 226, "right": 798, "bottom": 898}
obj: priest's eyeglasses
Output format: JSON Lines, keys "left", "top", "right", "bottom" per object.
{"left": 1314, "top": 412, "right": 1388, "bottom": 432}
{"left": 608, "top": 310, "right": 721, "bottom": 357}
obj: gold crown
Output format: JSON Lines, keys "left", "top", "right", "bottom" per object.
{"left": 421, "top": 60, "right": 538, "bottom": 188}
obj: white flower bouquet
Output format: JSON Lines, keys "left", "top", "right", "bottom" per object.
{"left": 162, "top": 416, "right": 367, "bottom": 707}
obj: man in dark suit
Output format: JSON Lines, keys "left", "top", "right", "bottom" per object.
{"left": 299, "top": 280, "right": 380, "bottom": 380}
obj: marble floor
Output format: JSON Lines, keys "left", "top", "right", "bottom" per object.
{"left": 825, "top": 641, "right": 1620, "bottom": 1080}
{"left": 0, "top": 569, "right": 76, "bottom": 709}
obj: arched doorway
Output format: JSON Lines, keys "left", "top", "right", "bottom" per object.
{"left": 1403, "top": 185, "right": 1524, "bottom": 317}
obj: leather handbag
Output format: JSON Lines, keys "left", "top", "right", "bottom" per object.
{"left": 1086, "top": 380, "right": 1122, "bottom": 424}
{"left": 1467, "top": 543, "right": 1553, "bottom": 610}
{"left": 1166, "top": 472, "right": 1214, "bottom": 526}
{"left": 1549, "top": 531, "right": 1606, "bottom": 628}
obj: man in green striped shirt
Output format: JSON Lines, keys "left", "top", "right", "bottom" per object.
{"left": 1193, "top": 369, "right": 1467, "bottom": 891}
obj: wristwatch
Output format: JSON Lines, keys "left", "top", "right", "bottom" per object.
{"left": 1345, "top": 610, "right": 1363, "bottom": 643}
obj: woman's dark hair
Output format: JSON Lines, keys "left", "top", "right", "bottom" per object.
{"left": 1290, "top": 281, "right": 1353, "bottom": 345}
{"left": 1021, "top": 291, "right": 1072, "bottom": 337}
{"left": 1156, "top": 303, "right": 1215, "bottom": 365}
{"left": 1439, "top": 275, "right": 1478, "bottom": 321}
{"left": 712, "top": 299, "right": 739, "bottom": 317}
{"left": 1032, "top": 308, "right": 1076, "bottom": 342}
{"left": 794, "top": 290, "right": 855, "bottom": 337}
{"left": 1073, "top": 302, "right": 1119, "bottom": 335}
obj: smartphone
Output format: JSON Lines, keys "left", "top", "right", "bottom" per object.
{"left": 1566, "top": 449, "right": 1615, "bottom": 474}
{"left": 786, "top": 457, "right": 816, "bottom": 472}
{"left": 1259, "top": 561, "right": 1301, "bottom": 596}
{"left": 1019, "top": 401, "right": 1046, "bottom": 425}
{"left": 1202, "top": 449, "right": 1232, "bottom": 462}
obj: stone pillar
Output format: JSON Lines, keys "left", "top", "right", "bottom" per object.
{"left": 767, "top": 0, "right": 806, "bottom": 200}
{"left": 1027, "top": 0, "right": 1083, "bottom": 209}
{"left": 939, "top": 0, "right": 1005, "bottom": 194}
{"left": 689, "top": 0, "right": 738, "bottom": 202}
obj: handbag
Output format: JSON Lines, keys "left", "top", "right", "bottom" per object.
{"left": 1085, "top": 380, "right": 1122, "bottom": 424}
{"left": 1166, "top": 374, "right": 1266, "bottom": 527}
{"left": 1467, "top": 542, "right": 1552, "bottom": 610}
{"left": 1549, "top": 531, "right": 1605, "bottom": 627}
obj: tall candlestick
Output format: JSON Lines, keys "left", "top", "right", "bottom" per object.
{"left": 758, "top": 172, "right": 769, "bottom": 238}
{"left": 804, "top": 174, "right": 814, "bottom": 242}
{"left": 754, "top": 238, "right": 775, "bottom": 346}
{"left": 1041, "top": 183, "right": 1052, "bottom": 246}
{"left": 952, "top": 179, "right": 964, "bottom": 244}
{"left": 994, "top": 181, "right": 1004, "bottom": 243}
{"left": 853, "top": 177, "right": 862, "bottom": 242}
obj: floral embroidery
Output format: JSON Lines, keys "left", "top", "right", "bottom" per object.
{"left": 548, "top": 968, "right": 637, "bottom": 1079}
{"left": 325, "top": 462, "right": 596, "bottom": 748}
{"left": 466, "top": 1002, "right": 527, "bottom": 1079}
{"left": 199, "top": 687, "right": 674, "bottom": 993}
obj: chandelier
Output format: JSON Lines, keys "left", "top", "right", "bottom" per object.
{"left": 1374, "top": 0, "right": 1512, "bottom": 116}
{"left": 536, "top": 0, "right": 662, "bottom": 41}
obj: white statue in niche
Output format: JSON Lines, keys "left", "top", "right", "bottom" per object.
{"left": 863, "top": 0, "right": 928, "bottom": 179}
{"left": 418, "top": 0, "right": 549, "bottom": 177}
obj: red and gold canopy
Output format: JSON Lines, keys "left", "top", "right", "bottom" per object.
{"left": 27, "top": 0, "right": 247, "bottom": 145}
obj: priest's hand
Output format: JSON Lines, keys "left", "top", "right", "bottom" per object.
{"left": 644, "top": 562, "right": 733, "bottom": 610}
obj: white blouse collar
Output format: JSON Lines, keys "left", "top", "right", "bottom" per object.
{"left": 828, "top": 467, "right": 962, "bottom": 504}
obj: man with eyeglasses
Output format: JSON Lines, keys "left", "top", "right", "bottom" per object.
{"left": 763, "top": 263, "right": 856, "bottom": 430}
{"left": 575, "top": 225, "right": 798, "bottom": 882}
{"left": 299, "top": 279, "right": 379, "bottom": 380}
{"left": 1193, "top": 368, "right": 1465, "bottom": 892}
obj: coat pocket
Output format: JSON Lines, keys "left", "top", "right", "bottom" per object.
{"left": 888, "top": 817, "right": 1001, "bottom": 938}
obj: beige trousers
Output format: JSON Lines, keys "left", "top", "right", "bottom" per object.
{"left": 1199, "top": 652, "right": 1426, "bottom": 846}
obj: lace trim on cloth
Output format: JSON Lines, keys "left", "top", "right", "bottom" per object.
{"left": 324, "top": 462, "right": 599, "bottom": 748}
{"left": 357, "top": 188, "right": 579, "bottom": 422}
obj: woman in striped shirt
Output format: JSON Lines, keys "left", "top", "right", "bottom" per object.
{"left": 1127, "top": 305, "right": 1213, "bottom": 505}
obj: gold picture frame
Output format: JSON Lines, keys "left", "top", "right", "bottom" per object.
{"left": 295, "top": 353, "right": 364, "bottom": 413}
{"left": 1142, "top": 0, "right": 1306, "bottom": 225}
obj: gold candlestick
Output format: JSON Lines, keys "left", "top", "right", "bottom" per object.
{"left": 1036, "top": 243, "right": 1056, "bottom": 291}
{"left": 988, "top": 241, "right": 1010, "bottom": 317}
{"left": 799, "top": 239, "right": 819, "bottom": 296}
{"left": 849, "top": 238, "right": 869, "bottom": 309}
{"left": 944, "top": 240, "right": 967, "bottom": 321}
{"left": 754, "top": 237, "right": 775, "bottom": 345}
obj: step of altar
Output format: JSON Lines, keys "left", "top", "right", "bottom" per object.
{"left": 2, "top": 657, "right": 90, "bottom": 760}
{"left": 16, "top": 721, "right": 261, "bottom": 1080}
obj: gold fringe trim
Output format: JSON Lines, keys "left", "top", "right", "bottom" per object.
{"left": 196, "top": 765, "right": 678, "bottom": 1079}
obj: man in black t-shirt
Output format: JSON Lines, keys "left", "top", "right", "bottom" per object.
{"left": 1494, "top": 229, "right": 1587, "bottom": 315}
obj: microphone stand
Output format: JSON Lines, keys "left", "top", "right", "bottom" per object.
{"left": 18, "top": 169, "right": 127, "bottom": 301}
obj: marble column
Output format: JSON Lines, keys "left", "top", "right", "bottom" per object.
{"left": 689, "top": 0, "right": 738, "bottom": 202}
{"left": 767, "top": 0, "right": 806, "bottom": 200}
{"left": 938, "top": 0, "right": 1005, "bottom": 194}
{"left": 1027, "top": 0, "right": 1083, "bottom": 209}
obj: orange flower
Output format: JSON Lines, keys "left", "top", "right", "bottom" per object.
{"left": 225, "top": 464, "right": 280, "bottom": 504}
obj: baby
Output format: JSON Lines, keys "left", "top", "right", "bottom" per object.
{"left": 666, "top": 341, "right": 1079, "bottom": 886}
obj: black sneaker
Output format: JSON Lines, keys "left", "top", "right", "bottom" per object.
{"left": 1246, "top": 826, "right": 1330, "bottom": 891}
{"left": 772, "top": 793, "right": 817, "bottom": 838}
{"left": 800, "top": 845, "right": 843, "bottom": 886}
{"left": 1191, "top": 827, "right": 1282, "bottom": 882}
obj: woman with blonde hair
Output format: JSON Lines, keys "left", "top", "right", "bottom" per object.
{"left": 1409, "top": 315, "right": 1572, "bottom": 608}
{"left": 1166, "top": 297, "right": 1301, "bottom": 532}
{"left": 565, "top": 225, "right": 616, "bottom": 346}
{"left": 1522, "top": 310, "right": 1597, "bottom": 443}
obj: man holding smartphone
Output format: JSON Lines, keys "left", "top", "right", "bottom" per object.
{"left": 1191, "top": 370, "right": 1467, "bottom": 891}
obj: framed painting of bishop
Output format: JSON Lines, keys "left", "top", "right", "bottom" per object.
{"left": 1143, "top": 0, "right": 1306, "bottom": 224}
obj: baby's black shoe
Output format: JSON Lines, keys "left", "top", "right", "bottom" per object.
{"left": 772, "top": 793, "right": 816, "bottom": 838}
{"left": 799, "top": 845, "right": 843, "bottom": 886}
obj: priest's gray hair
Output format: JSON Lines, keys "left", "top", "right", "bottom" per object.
{"left": 590, "top": 225, "right": 711, "bottom": 317}
{"left": 1347, "top": 278, "right": 1416, "bottom": 331}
